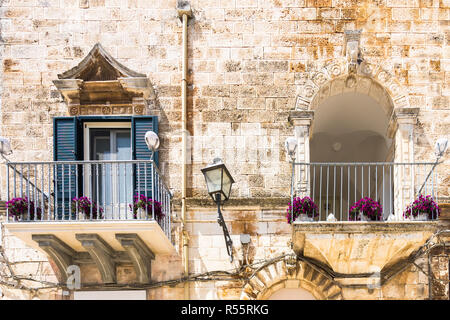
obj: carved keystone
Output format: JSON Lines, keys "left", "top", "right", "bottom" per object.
{"left": 116, "top": 234, "right": 155, "bottom": 284}
{"left": 32, "top": 235, "right": 76, "bottom": 283}
{"left": 75, "top": 234, "right": 116, "bottom": 284}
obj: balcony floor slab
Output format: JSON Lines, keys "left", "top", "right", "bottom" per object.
{"left": 5, "top": 220, "right": 175, "bottom": 255}
{"left": 292, "top": 221, "right": 439, "bottom": 275}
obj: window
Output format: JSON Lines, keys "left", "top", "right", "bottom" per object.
{"left": 53, "top": 116, "right": 158, "bottom": 219}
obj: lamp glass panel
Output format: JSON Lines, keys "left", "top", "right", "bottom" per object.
{"left": 204, "top": 167, "right": 223, "bottom": 194}
{"left": 222, "top": 172, "right": 232, "bottom": 199}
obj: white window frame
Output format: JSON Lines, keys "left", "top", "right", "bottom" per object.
{"left": 82, "top": 122, "right": 132, "bottom": 207}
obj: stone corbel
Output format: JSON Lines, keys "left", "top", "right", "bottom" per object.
{"left": 115, "top": 234, "right": 155, "bottom": 284}
{"left": 288, "top": 110, "right": 315, "bottom": 136}
{"left": 52, "top": 79, "right": 83, "bottom": 105}
{"left": 32, "top": 234, "right": 76, "bottom": 283}
{"left": 75, "top": 234, "right": 116, "bottom": 284}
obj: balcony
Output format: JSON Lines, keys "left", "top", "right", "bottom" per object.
{"left": 290, "top": 162, "right": 442, "bottom": 286}
{"left": 4, "top": 160, "right": 174, "bottom": 284}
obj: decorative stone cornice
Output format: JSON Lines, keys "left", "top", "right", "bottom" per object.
{"left": 52, "top": 43, "right": 155, "bottom": 115}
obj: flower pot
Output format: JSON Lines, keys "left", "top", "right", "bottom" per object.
{"left": 298, "top": 214, "right": 313, "bottom": 222}
{"left": 414, "top": 213, "right": 428, "bottom": 221}
{"left": 137, "top": 208, "right": 147, "bottom": 220}
{"left": 359, "top": 212, "right": 370, "bottom": 221}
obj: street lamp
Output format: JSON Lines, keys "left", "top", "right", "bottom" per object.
{"left": 435, "top": 137, "right": 448, "bottom": 158}
{"left": 285, "top": 137, "right": 298, "bottom": 161}
{"left": 201, "top": 158, "right": 235, "bottom": 262}
{"left": 145, "top": 131, "right": 160, "bottom": 160}
{"left": 0, "top": 137, "right": 12, "bottom": 158}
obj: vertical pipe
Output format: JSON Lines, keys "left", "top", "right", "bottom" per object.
{"left": 178, "top": 6, "right": 192, "bottom": 300}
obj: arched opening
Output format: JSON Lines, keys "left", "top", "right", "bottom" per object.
{"left": 309, "top": 79, "right": 394, "bottom": 220}
{"left": 266, "top": 288, "right": 316, "bottom": 300}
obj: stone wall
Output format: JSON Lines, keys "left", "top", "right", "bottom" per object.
{"left": 0, "top": 0, "right": 449, "bottom": 300}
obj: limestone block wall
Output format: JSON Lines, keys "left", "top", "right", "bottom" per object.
{"left": 0, "top": 0, "right": 448, "bottom": 300}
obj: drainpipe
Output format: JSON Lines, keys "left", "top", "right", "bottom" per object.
{"left": 177, "top": 1, "right": 192, "bottom": 300}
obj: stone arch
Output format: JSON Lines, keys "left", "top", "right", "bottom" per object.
{"left": 295, "top": 58, "right": 409, "bottom": 114}
{"left": 240, "top": 255, "right": 343, "bottom": 300}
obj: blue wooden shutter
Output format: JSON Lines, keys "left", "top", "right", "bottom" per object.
{"left": 53, "top": 117, "right": 80, "bottom": 219}
{"left": 132, "top": 116, "right": 158, "bottom": 200}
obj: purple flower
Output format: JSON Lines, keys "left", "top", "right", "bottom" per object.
{"left": 403, "top": 195, "right": 440, "bottom": 220}
{"left": 286, "top": 196, "right": 319, "bottom": 223}
{"left": 129, "top": 193, "right": 164, "bottom": 223}
{"left": 349, "top": 197, "right": 382, "bottom": 221}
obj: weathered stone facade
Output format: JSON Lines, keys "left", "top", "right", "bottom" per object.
{"left": 0, "top": 0, "right": 449, "bottom": 300}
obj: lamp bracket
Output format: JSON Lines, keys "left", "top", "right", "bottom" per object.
{"left": 215, "top": 193, "right": 234, "bottom": 262}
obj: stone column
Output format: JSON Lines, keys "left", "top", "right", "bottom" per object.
{"left": 289, "top": 110, "right": 314, "bottom": 197}
{"left": 387, "top": 107, "right": 419, "bottom": 219}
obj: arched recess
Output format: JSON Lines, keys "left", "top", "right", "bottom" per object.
{"left": 240, "top": 255, "right": 343, "bottom": 300}
{"left": 290, "top": 59, "right": 417, "bottom": 219}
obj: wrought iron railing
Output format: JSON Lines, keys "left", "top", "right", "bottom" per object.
{"left": 290, "top": 162, "right": 441, "bottom": 222}
{"left": 5, "top": 160, "right": 172, "bottom": 241}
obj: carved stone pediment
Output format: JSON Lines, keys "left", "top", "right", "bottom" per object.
{"left": 53, "top": 43, "right": 155, "bottom": 115}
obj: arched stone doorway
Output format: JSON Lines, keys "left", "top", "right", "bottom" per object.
{"left": 266, "top": 287, "right": 316, "bottom": 300}
{"left": 290, "top": 59, "right": 419, "bottom": 220}
{"left": 240, "top": 255, "right": 343, "bottom": 300}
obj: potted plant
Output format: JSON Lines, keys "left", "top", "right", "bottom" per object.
{"left": 129, "top": 194, "right": 164, "bottom": 223}
{"left": 403, "top": 195, "right": 440, "bottom": 221}
{"left": 286, "top": 196, "right": 319, "bottom": 223}
{"left": 6, "top": 197, "right": 42, "bottom": 221}
{"left": 349, "top": 197, "right": 383, "bottom": 221}
{"left": 71, "top": 196, "right": 104, "bottom": 220}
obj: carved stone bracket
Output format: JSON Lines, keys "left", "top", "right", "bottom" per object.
{"left": 32, "top": 235, "right": 76, "bottom": 283}
{"left": 75, "top": 234, "right": 116, "bottom": 284}
{"left": 116, "top": 234, "right": 155, "bottom": 284}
